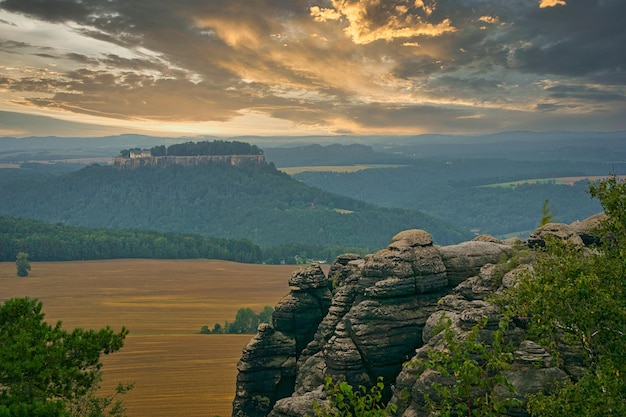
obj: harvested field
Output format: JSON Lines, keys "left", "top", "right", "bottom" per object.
{"left": 279, "top": 164, "right": 405, "bottom": 175}
{"left": 0, "top": 259, "right": 300, "bottom": 417}
{"left": 482, "top": 175, "right": 626, "bottom": 188}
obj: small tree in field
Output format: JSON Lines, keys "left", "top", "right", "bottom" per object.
{"left": 15, "top": 252, "right": 31, "bottom": 277}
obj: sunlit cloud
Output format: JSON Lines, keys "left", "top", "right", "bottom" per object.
{"left": 0, "top": 0, "right": 624, "bottom": 136}
{"left": 478, "top": 16, "right": 500, "bottom": 25}
{"left": 539, "top": 0, "right": 567, "bottom": 8}
{"left": 310, "top": 0, "right": 456, "bottom": 45}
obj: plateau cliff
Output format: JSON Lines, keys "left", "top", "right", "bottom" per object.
{"left": 113, "top": 154, "right": 266, "bottom": 169}
{"left": 232, "top": 214, "right": 605, "bottom": 417}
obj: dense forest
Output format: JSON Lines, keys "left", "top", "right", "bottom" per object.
{"left": 119, "top": 139, "right": 263, "bottom": 157}
{"left": 0, "top": 216, "right": 260, "bottom": 263}
{"left": 0, "top": 216, "right": 371, "bottom": 264}
{"left": 0, "top": 162, "right": 471, "bottom": 252}
{"left": 263, "top": 143, "right": 408, "bottom": 167}
{"left": 291, "top": 157, "right": 621, "bottom": 236}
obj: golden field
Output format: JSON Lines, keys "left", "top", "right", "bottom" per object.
{"left": 0, "top": 259, "right": 301, "bottom": 417}
{"left": 279, "top": 164, "right": 405, "bottom": 175}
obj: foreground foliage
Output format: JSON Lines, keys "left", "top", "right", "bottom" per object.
{"left": 502, "top": 176, "right": 626, "bottom": 416}
{"left": 412, "top": 316, "right": 520, "bottom": 417}
{"left": 0, "top": 298, "right": 130, "bottom": 417}
{"left": 314, "top": 377, "right": 397, "bottom": 417}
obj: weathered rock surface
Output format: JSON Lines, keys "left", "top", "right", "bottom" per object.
{"left": 233, "top": 264, "right": 331, "bottom": 417}
{"left": 439, "top": 240, "right": 512, "bottom": 286}
{"left": 569, "top": 212, "right": 608, "bottom": 245}
{"left": 231, "top": 213, "right": 605, "bottom": 417}
{"left": 390, "top": 260, "right": 568, "bottom": 417}
{"left": 233, "top": 324, "right": 297, "bottom": 417}
{"left": 527, "top": 222, "right": 584, "bottom": 248}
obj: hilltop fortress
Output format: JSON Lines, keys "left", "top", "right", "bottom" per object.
{"left": 112, "top": 140, "right": 266, "bottom": 169}
{"left": 113, "top": 154, "right": 266, "bottom": 169}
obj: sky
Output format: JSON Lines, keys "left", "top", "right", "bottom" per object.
{"left": 0, "top": 0, "right": 625, "bottom": 138}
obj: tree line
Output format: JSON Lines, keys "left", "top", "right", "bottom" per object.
{"left": 200, "top": 306, "right": 273, "bottom": 334}
{"left": 0, "top": 216, "right": 261, "bottom": 263}
{"left": 0, "top": 216, "right": 369, "bottom": 264}
{"left": 119, "top": 139, "right": 263, "bottom": 158}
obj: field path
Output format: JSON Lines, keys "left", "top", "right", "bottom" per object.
{"left": 0, "top": 259, "right": 299, "bottom": 417}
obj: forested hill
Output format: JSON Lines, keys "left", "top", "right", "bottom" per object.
{"left": 0, "top": 162, "right": 471, "bottom": 249}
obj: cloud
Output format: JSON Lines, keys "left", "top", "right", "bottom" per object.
{"left": 478, "top": 15, "right": 500, "bottom": 25}
{"left": 507, "top": 1, "right": 626, "bottom": 83}
{"left": 310, "top": 0, "right": 456, "bottom": 45}
{"left": 0, "top": 0, "right": 624, "bottom": 136}
{"left": 545, "top": 84, "right": 626, "bottom": 102}
{"left": 539, "top": 0, "right": 567, "bottom": 8}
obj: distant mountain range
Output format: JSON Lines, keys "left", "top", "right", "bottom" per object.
{"left": 2, "top": 130, "right": 625, "bottom": 163}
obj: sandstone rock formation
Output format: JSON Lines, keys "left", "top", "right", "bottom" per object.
{"left": 113, "top": 154, "right": 265, "bottom": 169}
{"left": 231, "top": 216, "right": 604, "bottom": 417}
{"left": 233, "top": 264, "right": 331, "bottom": 417}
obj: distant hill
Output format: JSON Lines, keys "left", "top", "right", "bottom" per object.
{"left": 263, "top": 143, "right": 408, "bottom": 167}
{"left": 292, "top": 159, "right": 617, "bottom": 237}
{"left": 0, "top": 161, "right": 471, "bottom": 249}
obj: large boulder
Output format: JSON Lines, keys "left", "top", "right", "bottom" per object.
{"left": 315, "top": 230, "right": 448, "bottom": 388}
{"left": 390, "top": 261, "right": 572, "bottom": 417}
{"left": 527, "top": 222, "right": 584, "bottom": 248}
{"left": 569, "top": 212, "right": 608, "bottom": 245}
{"left": 439, "top": 241, "right": 512, "bottom": 286}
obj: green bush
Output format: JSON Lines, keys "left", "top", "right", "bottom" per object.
{"left": 313, "top": 377, "right": 397, "bottom": 417}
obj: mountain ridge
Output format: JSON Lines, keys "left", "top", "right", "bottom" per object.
{"left": 0, "top": 161, "right": 470, "bottom": 249}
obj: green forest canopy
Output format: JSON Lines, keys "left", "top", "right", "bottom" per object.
{"left": 119, "top": 140, "right": 263, "bottom": 158}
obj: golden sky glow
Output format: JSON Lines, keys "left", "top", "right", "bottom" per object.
{"left": 0, "top": 0, "right": 624, "bottom": 137}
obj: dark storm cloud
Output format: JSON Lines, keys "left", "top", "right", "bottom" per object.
{"left": 506, "top": 0, "right": 626, "bottom": 81}
{"left": 546, "top": 85, "right": 626, "bottom": 102}
{"left": 0, "top": 0, "right": 89, "bottom": 22}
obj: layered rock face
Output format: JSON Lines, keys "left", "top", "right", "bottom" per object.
{"left": 233, "top": 264, "right": 332, "bottom": 417}
{"left": 232, "top": 218, "right": 600, "bottom": 417}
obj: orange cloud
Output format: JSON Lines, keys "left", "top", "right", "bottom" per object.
{"left": 478, "top": 15, "right": 500, "bottom": 25}
{"left": 310, "top": 0, "right": 456, "bottom": 45}
{"left": 539, "top": 0, "right": 567, "bottom": 8}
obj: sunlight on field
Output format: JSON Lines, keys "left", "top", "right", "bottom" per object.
{"left": 280, "top": 164, "right": 405, "bottom": 175}
{"left": 0, "top": 259, "right": 299, "bottom": 417}
{"left": 482, "top": 175, "right": 626, "bottom": 188}
{"left": 333, "top": 208, "right": 354, "bottom": 214}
